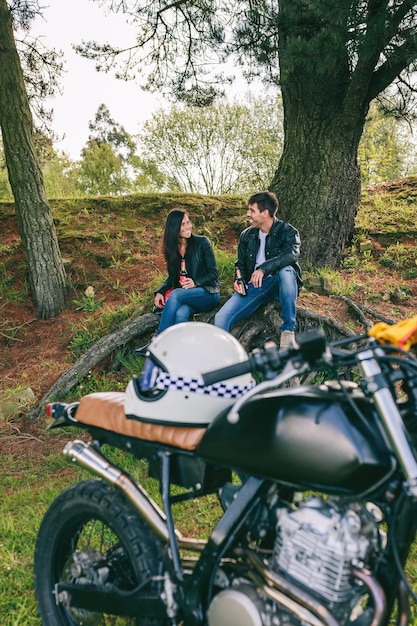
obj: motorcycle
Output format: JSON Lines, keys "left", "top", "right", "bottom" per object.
{"left": 34, "top": 317, "right": 417, "bottom": 626}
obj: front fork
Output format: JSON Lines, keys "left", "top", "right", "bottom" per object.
{"left": 358, "top": 347, "right": 417, "bottom": 622}
{"left": 358, "top": 347, "right": 417, "bottom": 498}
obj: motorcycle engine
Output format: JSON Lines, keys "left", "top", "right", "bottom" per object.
{"left": 207, "top": 495, "right": 382, "bottom": 626}
{"left": 271, "top": 495, "right": 382, "bottom": 622}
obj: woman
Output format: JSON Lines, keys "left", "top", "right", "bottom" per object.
{"left": 153, "top": 208, "right": 220, "bottom": 334}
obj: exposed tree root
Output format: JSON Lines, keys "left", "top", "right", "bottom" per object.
{"left": 331, "top": 295, "right": 395, "bottom": 328}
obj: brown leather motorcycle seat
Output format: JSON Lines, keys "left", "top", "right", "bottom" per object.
{"left": 75, "top": 391, "right": 206, "bottom": 451}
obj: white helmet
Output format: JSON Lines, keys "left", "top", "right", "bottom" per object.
{"left": 125, "top": 322, "right": 254, "bottom": 426}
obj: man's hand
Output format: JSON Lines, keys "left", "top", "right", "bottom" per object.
{"left": 250, "top": 268, "right": 264, "bottom": 288}
{"left": 233, "top": 280, "right": 245, "bottom": 295}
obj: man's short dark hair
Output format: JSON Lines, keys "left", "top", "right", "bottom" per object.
{"left": 247, "top": 191, "right": 278, "bottom": 217}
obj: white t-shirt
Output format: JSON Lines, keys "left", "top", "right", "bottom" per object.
{"left": 255, "top": 231, "right": 267, "bottom": 268}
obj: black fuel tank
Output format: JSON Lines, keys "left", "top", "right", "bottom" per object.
{"left": 197, "top": 387, "right": 394, "bottom": 494}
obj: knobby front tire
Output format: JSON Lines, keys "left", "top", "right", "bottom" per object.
{"left": 34, "top": 479, "right": 168, "bottom": 626}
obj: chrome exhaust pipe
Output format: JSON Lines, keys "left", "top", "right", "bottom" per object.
{"left": 238, "top": 548, "right": 340, "bottom": 626}
{"left": 352, "top": 566, "right": 386, "bottom": 626}
{"left": 247, "top": 570, "right": 326, "bottom": 626}
{"left": 64, "top": 439, "right": 170, "bottom": 542}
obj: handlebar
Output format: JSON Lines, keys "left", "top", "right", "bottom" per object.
{"left": 202, "top": 360, "right": 254, "bottom": 386}
{"left": 202, "top": 327, "right": 327, "bottom": 385}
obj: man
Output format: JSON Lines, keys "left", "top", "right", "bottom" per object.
{"left": 214, "top": 191, "right": 302, "bottom": 349}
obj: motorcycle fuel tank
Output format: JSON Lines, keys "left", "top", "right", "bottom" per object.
{"left": 197, "top": 386, "right": 394, "bottom": 494}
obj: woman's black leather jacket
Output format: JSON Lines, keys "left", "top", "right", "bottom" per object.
{"left": 156, "top": 235, "right": 220, "bottom": 295}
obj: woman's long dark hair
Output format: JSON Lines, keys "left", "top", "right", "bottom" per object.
{"left": 163, "top": 209, "right": 187, "bottom": 275}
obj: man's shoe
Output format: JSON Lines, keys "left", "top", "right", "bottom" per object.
{"left": 280, "top": 331, "right": 301, "bottom": 386}
{"left": 279, "top": 330, "right": 295, "bottom": 350}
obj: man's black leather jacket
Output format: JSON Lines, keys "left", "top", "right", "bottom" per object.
{"left": 237, "top": 218, "right": 302, "bottom": 289}
{"left": 156, "top": 235, "right": 220, "bottom": 295}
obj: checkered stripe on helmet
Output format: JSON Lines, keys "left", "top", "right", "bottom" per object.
{"left": 155, "top": 372, "right": 255, "bottom": 398}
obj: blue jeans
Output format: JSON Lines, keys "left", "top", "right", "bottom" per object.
{"left": 157, "top": 287, "right": 220, "bottom": 334}
{"left": 214, "top": 266, "right": 298, "bottom": 333}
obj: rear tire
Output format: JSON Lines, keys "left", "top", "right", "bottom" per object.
{"left": 34, "top": 479, "right": 168, "bottom": 625}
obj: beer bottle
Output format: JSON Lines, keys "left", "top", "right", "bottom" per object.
{"left": 235, "top": 263, "right": 247, "bottom": 296}
{"left": 179, "top": 258, "right": 188, "bottom": 285}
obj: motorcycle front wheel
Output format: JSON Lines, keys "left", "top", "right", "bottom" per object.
{"left": 34, "top": 479, "right": 168, "bottom": 626}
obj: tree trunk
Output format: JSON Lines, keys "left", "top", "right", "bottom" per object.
{"left": 270, "top": 115, "right": 362, "bottom": 269}
{"left": 0, "top": 0, "right": 67, "bottom": 318}
{"left": 270, "top": 0, "right": 368, "bottom": 269}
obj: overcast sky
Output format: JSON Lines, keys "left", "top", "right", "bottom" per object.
{"left": 32, "top": 0, "right": 166, "bottom": 159}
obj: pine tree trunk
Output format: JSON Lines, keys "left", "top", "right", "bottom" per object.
{"left": 271, "top": 0, "right": 368, "bottom": 269}
{"left": 270, "top": 116, "right": 362, "bottom": 268}
{"left": 0, "top": 0, "right": 67, "bottom": 318}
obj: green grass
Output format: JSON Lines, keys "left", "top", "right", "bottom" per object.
{"left": 0, "top": 449, "right": 82, "bottom": 625}
{"left": 0, "top": 436, "right": 223, "bottom": 624}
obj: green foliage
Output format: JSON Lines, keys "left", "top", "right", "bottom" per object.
{"left": 131, "top": 156, "right": 166, "bottom": 193}
{"left": 75, "top": 104, "right": 137, "bottom": 196}
{"left": 127, "top": 289, "right": 151, "bottom": 307}
{"left": 0, "top": 143, "right": 13, "bottom": 201}
{"left": 115, "top": 349, "right": 143, "bottom": 378}
{"left": 342, "top": 247, "right": 377, "bottom": 274}
{"left": 359, "top": 103, "right": 417, "bottom": 186}
{"left": 74, "top": 0, "right": 416, "bottom": 115}
{"left": 73, "top": 104, "right": 166, "bottom": 196}
{"left": 314, "top": 268, "right": 358, "bottom": 298}
{"left": 42, "top": 149, "right": 81, "bottom": 199}
{"left": 0, "top": 450, "right": 83, "bottom": 626}
{"left": 215, "top": 247, "right": 237, "bottom": 289}
{"left": 71, "top": 369, "right": 128, "bottom": 397}
{"left": 88, "top": 104, "right": 136, "bottom": 157}
{"left": 67, "top": 323, "right": 99, "bottom": 356}
{"left": 357, "top": 188, "right": 417, "bottom": 234}
{"left": 72, "top": 285, "right": 105, "bottom": 312}
{"left": 67, "top": 301, "right": 143, "bottom": 358}
{"left": 76, "top": 141, "right": 131, "bottom": 196}
{"left": 138, "top": 93, "right": 284, "bottom": 194}
{"left": 380, "top": 242, "right": 417, "bottom": 275}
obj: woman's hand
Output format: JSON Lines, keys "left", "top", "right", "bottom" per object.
{"left": 154, "top": 292, "right": 165, "bottom": 307}
{"left": 181, "top": 277, "right": 195, "bottom": 289}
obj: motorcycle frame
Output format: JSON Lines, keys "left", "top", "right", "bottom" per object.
{"left": 60, "top": 429, "right": 414, "bottom": 626}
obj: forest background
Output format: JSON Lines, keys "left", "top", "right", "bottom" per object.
{"left": 2, "top": 95, "right": 417, "bottom": 201}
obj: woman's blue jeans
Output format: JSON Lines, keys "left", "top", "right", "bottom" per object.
{"left": 214, "top": 266, "right": 298, "bottom": 333}
{"left": 157, "top": 287, "right": 220, "bottom": 334}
